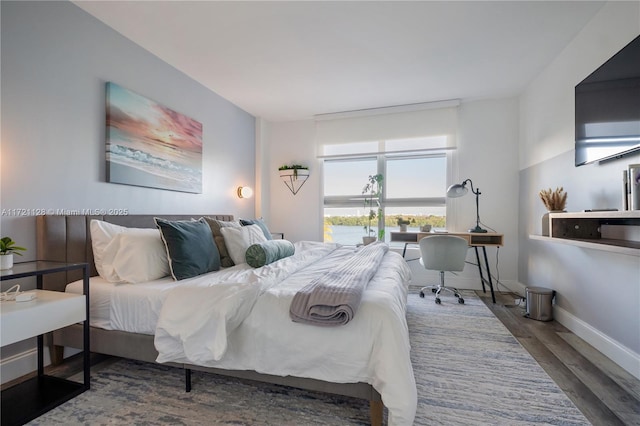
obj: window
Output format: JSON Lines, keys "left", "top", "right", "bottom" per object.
{"left": 323, "top": 138, "right": 450, "bottom": 246}
{"left": 323, "top": 157, "right": 378, "bottom": 245}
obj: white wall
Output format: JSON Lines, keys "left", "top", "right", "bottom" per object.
{"left": 1, "top": 1, "right": 255, "bottom": 382}
{"left": 1, "top": 2, "right": 256, "bottom": 256}
{"left": 518, "top": 1, "right": 640, "bottom": 378}
{"left": 520, "top": 1, "right": 640, "bottom": 170}
{"left": 264, "top": 97, "right": 522, "bottom": 293}
{"left": 263, "top": 119, "right": 322, "bottom": 243}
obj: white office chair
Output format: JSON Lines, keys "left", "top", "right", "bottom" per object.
{"left": 419, "top": 235, "right": 468, "bottom": 304}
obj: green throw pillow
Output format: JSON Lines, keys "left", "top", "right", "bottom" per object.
{"left": 155, "top": 217, "right": 221, "bottom": 280}
{"left": 245, "top": 240, "right": 295, "bottom": 268}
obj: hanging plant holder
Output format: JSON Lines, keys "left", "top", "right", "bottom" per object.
{"left": 279, "top": 168, "right": 309, "bottom": 195}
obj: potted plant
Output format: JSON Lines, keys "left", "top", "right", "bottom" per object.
{"left": 362, "top": 174, "right": 384, "bottom": 245}
{"left": 279, "top": 164, "right": 310, "bottom": 195}
{"left": 396, "top": 216, "right": 414, "bottom": 232}
{"left": 0, "top": 236, "right": 26, "bottom": 270}
{"left": 278, "top": 164, "right": 309, "bottom": 179}
{"left": 539, "top": 187, "right": 567, "bottom": 236}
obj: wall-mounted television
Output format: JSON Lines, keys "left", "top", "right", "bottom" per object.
{"left": 575, "top": 35, "right": 640, "bottom": 166}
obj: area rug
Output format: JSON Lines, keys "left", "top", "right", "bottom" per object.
{"left": 409, "top": 289, "right": 588, "bottom": 425}
{"left": 30, "top": 290, "right": 590, "bottom": 425}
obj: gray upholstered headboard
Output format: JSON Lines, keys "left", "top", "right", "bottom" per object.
{"left": 36, "top": 214, "right": 233, "bottom": 292}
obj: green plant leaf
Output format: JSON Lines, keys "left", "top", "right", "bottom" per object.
{"left": 0, "top": 236, "right": 26, "bottom": 255}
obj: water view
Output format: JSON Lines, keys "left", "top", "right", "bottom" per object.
{"left": 325, "top": 225, "right": 429, "bottom": 246}
{"left": 324, "top": 213, "right": 446, "bottom": 246}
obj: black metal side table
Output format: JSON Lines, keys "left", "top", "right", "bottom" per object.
{"left": 1, "top": 261, "right": 89, "bottom": 426}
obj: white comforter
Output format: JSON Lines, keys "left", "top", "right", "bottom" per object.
{"left": 77, "top": 241, "right": 416, "bottom": 425}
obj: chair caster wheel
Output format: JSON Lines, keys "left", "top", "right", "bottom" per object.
{"left": 435, "top": 298, "right": 441, "bottom": 304}
{"left": 419, "top": 291, "right": 425, "bottom": 298}
{"left": 458, "top": 298, "right": 465, "bottom": 304}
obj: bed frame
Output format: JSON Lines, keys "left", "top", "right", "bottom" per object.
{"left": 36, "top": 214, "right": 383, "bottom": 425}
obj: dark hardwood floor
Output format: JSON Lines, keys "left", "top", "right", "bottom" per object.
{"left": 478, "top": 290, "right": 640, "bottom": 426}
{"left": 4, "top": 291, "right": 639, "bottom": 425}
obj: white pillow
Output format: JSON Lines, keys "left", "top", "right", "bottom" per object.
{"left": 90, "top": 220, "right": 127, "bottom": 280}
{"left": 111, "top": 231, "right": 170, "bottom": 283}
{"left": 90, "top": 220, "right": 169, "bottom": 283}
{"left": 220, "top": 224, "right": 267, "bottom": 265}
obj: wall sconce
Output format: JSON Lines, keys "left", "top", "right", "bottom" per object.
{"left": 237, "top": 186, "right": 253, "bottom": 199}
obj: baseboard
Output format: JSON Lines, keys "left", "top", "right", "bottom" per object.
{"left": 1, "top": 347, "right": 52, "bottom": 385}
{"left": 554, "top": 305, "right": 640, "bottom": 380}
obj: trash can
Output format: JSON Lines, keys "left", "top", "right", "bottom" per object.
{"left": 525, "top": 286, "right": 555, "bottom": 321}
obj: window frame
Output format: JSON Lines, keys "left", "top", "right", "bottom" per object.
{"left": 322, "top": 148, "right": 454, "bottom": 243}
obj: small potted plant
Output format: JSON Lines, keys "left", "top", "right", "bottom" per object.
{"left": 278, "top": 164, "right": 309, "bottom": 180}
{"left": 396, "top": 216, "right": 414, "bottom": 232}
{"left": 279, "top": 164, "right": 310, "bottom": 195}
{"left": 539, "top": 187, "right": 567, "bottom": 236}
{"left": 0, "top": 236, "right": 26, "bottom": 270}
{"left": 362, "top": 174, "right": 384, "bottom": 245}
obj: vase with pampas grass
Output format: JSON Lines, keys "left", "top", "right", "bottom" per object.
{"left": 539, "top": 187, "right": 567, "bottom": 236}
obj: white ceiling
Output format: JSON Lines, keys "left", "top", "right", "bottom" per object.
{"left": 73, "top": 1, "right": 605, "bottom": 122}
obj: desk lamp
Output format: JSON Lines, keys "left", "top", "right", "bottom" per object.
{"left": 447, "top": 179, "right": 487, "bottom": 233}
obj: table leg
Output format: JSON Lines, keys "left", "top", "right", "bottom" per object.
{"left": 474, "top": 247, "right": 486, "bottom": 293}
{"left": 37, "top": 335, "right": 44, "bottom": 376}
{"left": 83, "top": 265, "right": 90, "bottom": 389}
{"left": 481, "top": 246, "right": 497, "bottom": 303}
{"left": 37, "top": 273, "right": 45, "bottom": 376}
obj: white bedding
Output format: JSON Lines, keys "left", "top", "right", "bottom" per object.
{"left": 67, "top": 263, "right": 254, "bottom": 333}
{"left": 67, "top": 241, "right": 416, "bottom": 425}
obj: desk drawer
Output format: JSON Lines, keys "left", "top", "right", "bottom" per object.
{"left": 390, "top": 232, "right": 418, "bottom": 242}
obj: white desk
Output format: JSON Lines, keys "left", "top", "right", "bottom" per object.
{"left": 391, "top": 231, "right": 504, "bottom": 303}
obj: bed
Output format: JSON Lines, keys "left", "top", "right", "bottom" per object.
{"left": 36, "top": 214, "right": 416, "bottom": 425}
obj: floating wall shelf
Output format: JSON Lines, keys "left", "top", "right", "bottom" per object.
{"left": 531, "top": 210, "right": 640, "bottom": 257}
{"left": 279, "top": 168, "right": 309, "bottom": 195}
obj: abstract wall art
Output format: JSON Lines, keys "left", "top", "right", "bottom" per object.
{"left": 106, "top": 82, "right": 203, "bottom": 193}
